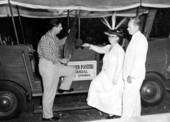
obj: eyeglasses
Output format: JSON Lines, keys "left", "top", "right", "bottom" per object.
{"left": 108, "top": 35, "right": 117, "bottom": 38}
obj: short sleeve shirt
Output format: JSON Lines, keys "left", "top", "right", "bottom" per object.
{"left": 37, "top": 31, "right": 65, "bottom": 64}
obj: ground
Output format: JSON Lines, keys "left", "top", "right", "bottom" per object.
{"left": 1, "top": 91, "right": 170, "bottom": 122}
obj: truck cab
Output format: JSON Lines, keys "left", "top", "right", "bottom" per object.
{"left": 0, "top": 8, "right": 170, "bottom": 120}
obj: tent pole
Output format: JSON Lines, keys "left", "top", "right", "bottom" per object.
{"left": 136, "top": 6, "right": 140, "bottom": 18}
{"left": 16, "top": 6, "right": 26, "bottom": 44}
{"left": 8, "top": 0, "right": 19, "bottom": 45}
{"left": 136, "top": 0, "right": 142, "bottom": 18}
{"left": 67, "top": 10, "right": 70, "bottom": 29}
{"left": 78, "top": 10, "right": 80, "bottom": 40}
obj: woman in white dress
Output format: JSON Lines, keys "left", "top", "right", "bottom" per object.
{"left": 82, "top": 29, "right": 124, "bottom": 119}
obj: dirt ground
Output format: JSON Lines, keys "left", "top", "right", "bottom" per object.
{"left": 2, "top": 91, "right": 170, "bottom": 122}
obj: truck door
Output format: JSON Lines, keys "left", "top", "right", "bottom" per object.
{"left": 0, "top": 59, "right": 4, "bottom": 79}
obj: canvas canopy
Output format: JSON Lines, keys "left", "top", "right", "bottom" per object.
{"left": 8, "top": 0, "right": 170, "bottom": 10}
{"left": 0, "top": 0, "right": 170, "bottom": 18}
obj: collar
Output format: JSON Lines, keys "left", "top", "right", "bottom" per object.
{"left": 132, "top": 31, "right": 141, "bottom": 39}
{"left": 47, "top": 31, "right": 56, "bottom": 38}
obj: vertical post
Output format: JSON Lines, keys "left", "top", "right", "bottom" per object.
{"left": 111, "top": 12, "right": 116, "bottom": 29}
{"left": 67, "top": 10, "right": 70, "bottom": 29}
{"left": 8, "top": 0, "right": 19, "bottom": 45}
{"left": 16, "top": 6, "right": 26, "bottom": 44}
{"left": 143, "top": 9, "right": 157, "bottom": 38}
{"left": 78, "top": 10, "right": 80, "bottom": 40}
{"left": 136, "top": 0, "right": 142, "bottom": 18}
{"left": 136, "top": 6, "right": 140, "bottom": 18}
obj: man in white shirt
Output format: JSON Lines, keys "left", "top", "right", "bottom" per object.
{"left": 122, "top": 18, "right": 148, "bottom": 117}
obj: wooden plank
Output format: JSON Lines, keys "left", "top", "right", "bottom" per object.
{"left": 33, "top": 96, "right": 91, "bottom": 113}
{"left": 32, "top": 89, "right": 88, "bottom": 97}
{"left": 34, "top": 104, "right": 92, "bottom": 114}
{"left": 143, "top": 9, "right": 157, "bottom": 38}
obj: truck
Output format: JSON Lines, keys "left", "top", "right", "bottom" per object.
{"left": 0, "top": 0, "right": 170, "bottom": 120}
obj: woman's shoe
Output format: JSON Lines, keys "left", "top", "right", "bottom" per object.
{"left": 106, "top": 115, "right": 120, "bottom": 119}
{"left": 106, "top": 115, "right": 115, "bottom": 119}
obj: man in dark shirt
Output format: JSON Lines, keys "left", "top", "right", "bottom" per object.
{"left": 37, "top": 19, "right": 76, "bottom": 121}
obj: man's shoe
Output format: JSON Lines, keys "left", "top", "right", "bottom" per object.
{"left": 42, "top": 116, "right": 60, "bottom": 121}
{"left": 58, "top": 88, "right": 74, "bottom": 93}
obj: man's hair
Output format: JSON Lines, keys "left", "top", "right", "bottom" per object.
{"left": 48, "top": 19, "right": 62, "bottom": 29}
{"left": 131, "top": 18, "right": 142, "bottom": 29}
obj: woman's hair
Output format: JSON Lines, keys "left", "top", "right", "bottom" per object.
{"left": 48, "top": 19, "right": 62, "bottom": 29}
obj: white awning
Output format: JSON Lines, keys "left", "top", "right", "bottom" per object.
{"left": 0, "top": 0, "right": 169, "bottom": 18}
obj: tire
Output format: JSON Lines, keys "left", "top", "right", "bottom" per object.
{"left": 0, "top": 81, "right": 26, "bottom": 120}
{"left": 140, "top": 74, "right": 165, "bottom": 106}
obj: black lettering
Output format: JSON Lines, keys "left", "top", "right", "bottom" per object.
{"left": 81, "top": 64, "right": 94, "bottom": 69}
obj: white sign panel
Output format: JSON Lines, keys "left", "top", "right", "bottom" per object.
{"left": 68, "top": 60, "right": 97, "bottom": 81}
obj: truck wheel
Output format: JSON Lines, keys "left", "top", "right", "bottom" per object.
{"left": 0, "top": 81, "right": 25, "bottom": 120}
{"left": 140, "top": 74, "right": 165, "bottom": 106}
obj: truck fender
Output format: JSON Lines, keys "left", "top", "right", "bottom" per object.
{"left": 146, "top": 71, "right": 170, "bottom": 90}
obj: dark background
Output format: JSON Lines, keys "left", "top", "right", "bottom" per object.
{"left": 0, "top": 8, "right": 170, "bottom": 49}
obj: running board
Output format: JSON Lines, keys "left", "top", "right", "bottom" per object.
{"left": 86, "top": 113, "right": 170, "bottom": 122}
{"left": 33, "top": 102, "right": 92, "bottom": 114}
{"left": 32, "top": 89, "right": 88, "bottom": 97}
